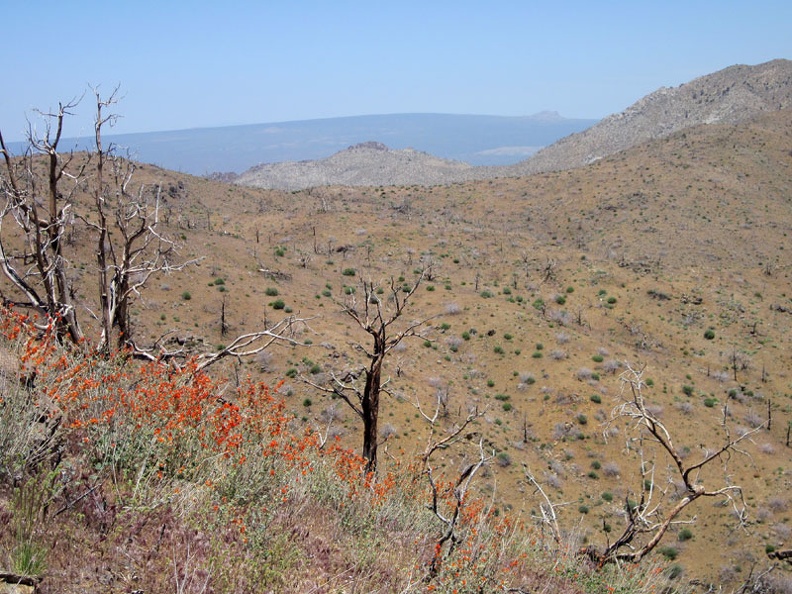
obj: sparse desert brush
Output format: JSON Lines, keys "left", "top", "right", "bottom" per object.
{"left": 0, "top": 305, "right": 692, "bottom": 594}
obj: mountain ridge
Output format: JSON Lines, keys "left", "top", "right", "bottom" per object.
{"left": 506, "top": 58, "right": 792, "bottom": 175}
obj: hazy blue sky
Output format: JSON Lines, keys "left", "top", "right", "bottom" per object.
{"left": 2, "top": 0, "right": 790, "bottom": 141}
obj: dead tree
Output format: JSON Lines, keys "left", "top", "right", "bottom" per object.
{"left": 2, "top": 90, "right": 302, "bottom": 367}
{"left": 0, "top": 99, "right": 86, "bottom": 343}
{"left": 305, "top": 271, "right": 434, "bottom": 473}
{"left": 0, "top": 90, "right": 194, "bottom": 351}
{"left": 426, "top": 438, "right": 491, "bottom": 577}
{"left": 580, "top": 364, "right": 763, "bottom": 566}
{"left": 81, "top": 88, "right": 199, "bottom": 352}
{"left": 412, "top": 390, "right": 486, "bottom": 468}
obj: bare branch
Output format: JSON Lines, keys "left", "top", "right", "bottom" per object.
{"left": 581, "top": 364, "right": 758, "bottom": 566}
{"left": 194, "top": 315, "right": 310, "bottom": 372}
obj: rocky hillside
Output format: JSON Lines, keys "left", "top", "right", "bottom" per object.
{"left": 233, "top": 141, "right": 499, "bottom": 190}
{"left": 234, "top": 59, "right": 792, "bottom": 190}
{"left": 505, "top": 58, "right": 792, "bottom": 175}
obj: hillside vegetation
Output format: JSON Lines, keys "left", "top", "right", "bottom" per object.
{"left": 2, "top": 104, "right": 792, "bottom": 592}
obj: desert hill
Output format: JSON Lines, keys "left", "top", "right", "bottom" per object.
{"left": 3, "top": 107, "right": 788, "bottom": 590}
{"left": 233, "top": 141, "right": 496, "bottom": 190}
{"left": 507, "top": 58, "right": 792, "bottom": 175}
{"left": 163, "top": 108, "right": 792, "bottom": 587}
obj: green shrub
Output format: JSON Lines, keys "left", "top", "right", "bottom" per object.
{"left": 271, "top": 299, "right": 286, "bottom": 310}
{"left": 704, "top": 328, "right": 716, "bottom": 340}
{"left": 678, "top": 528, "right": 693, "bottom": 542}
{"left": 659, "top": 546, "right": 678, "bottom": 561}
{"left": 590, "top": 394, "right": 602, "bottom": 404}
{"left": 181, "top": 291, "right": 192, "bottom": 300}
{"left": 265, "top": 287, "right": 279, "bottom": 296}
{"left": 667, "top": 564, "right": 684, "bottom": 579}
{"left": 682, "top": 385, "right": 695, "bottom": 396}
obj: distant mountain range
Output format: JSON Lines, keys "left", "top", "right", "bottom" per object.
{"left": 235, "top": 59, "right": 792, "bottom": 190}
{"left": 5, "top": 112, "right": 596, "bottom": 175}
{"left": 89, "top": 112, "right": 596, "bottom": 175}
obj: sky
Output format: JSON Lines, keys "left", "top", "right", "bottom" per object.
{"left": 2, "top": 0, "right": 791, "bottom": 142}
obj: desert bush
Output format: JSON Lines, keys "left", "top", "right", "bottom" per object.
{"left": 547, "top": 309, "right": 572, "bottom": 326}
{"left": 518, "top": 372, "right": 535, "bottom": 385}
{"left": 766, "top": 496, "right": 789, "bottom": 513}
{"left": 744, "top": 411, "right": 765, "bottom": 429}
{"left": 758, "top": 443, "right": 775, "bottom": 455}
{"left": 444, "top": 302, "right": 462, "bottom": 315}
